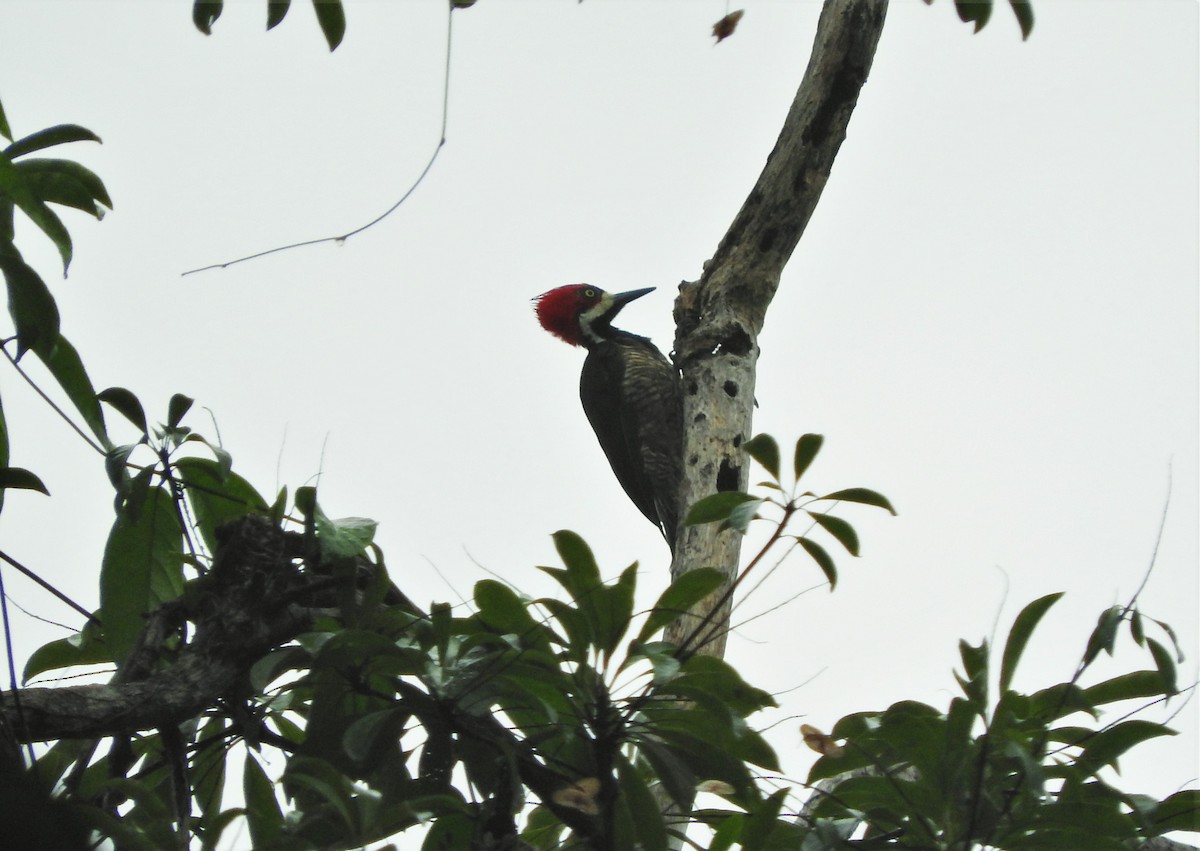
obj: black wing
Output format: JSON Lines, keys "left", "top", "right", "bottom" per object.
{"left": 580, "top": 335, "right": 682, "bottom": 549}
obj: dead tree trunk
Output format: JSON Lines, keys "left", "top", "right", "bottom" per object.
{"left": 666, "top": 0, "right": 888, "bottom": 657}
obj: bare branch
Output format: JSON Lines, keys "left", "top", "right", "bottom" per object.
{"left": 668, "top": 0, "right": 888, "bottom": 657}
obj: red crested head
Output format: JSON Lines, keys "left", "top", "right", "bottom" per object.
{"left": 534, "top": 284, "right": 655, "bottom": 348}
{"left": 533, "top": 284, "right": 604, "bottom": 347}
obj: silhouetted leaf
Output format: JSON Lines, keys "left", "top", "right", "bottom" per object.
{"left": 0, "top": 98, "right": 10, "bottom": 141}
{"left": 0, "top": 153, "right": 73, "bottom": 273}
{"left": 798, "top": 536, "right": 837, "bottom": 589}
{"left": 39, "top": 334, "right": 108, "bottom": 445}
{"left": 807, "top": 511, "right": 859, "bottom": 556}
{"left": 1147, "top": 637, "right": 1178, "bottom": 694}
{"left": 98, "top": 386, "right": 147, "bottom": 435}
{"left": 1, "top": 252, "right": 59, "bottom": 357}
{"left": 1000, "top": 591, "right": 1063, "bottom": 691}
{"left": 18, "top": 158, "right": 112, "bottom": 217}
{"left": 685, "top": 491, "right": 757, "bottom": 526}
{"left": 821, "top": 487, "right": 896, "bottom": 515}
{"left": 167, "top": 392, "right": 193, "bottom": 428}
{"left": 1083, "top": 605, "right": 1123, "bottom": 664}
{"left": 1010, "top": 0, "right": 1034, "bottom": 39}
{"left": 267, "top": 0, "right": 291, "bottom": 29}
{"left": 793, "top": 433, "right": 823, "bottom": 480}
{"left": 1129, "top": 607, "right": 1144, "bottom": 645}
{"left": 3, "top": 124, "right": 101, "bottom": 159}
{"left": 193, "top": 0, "right": 223, "bottom": 35}
{"left": 0, "top": 466, "right": 48, "bottom": 496}
{"left": 243, "top": 755, "right": 283, "bottom": 848}
{"left": 743, "top": 433, "right": 779, "bottom": 481}
{"left": 955, "top": 0, "right": 992, "bottom": 31}
{"left": 312, "top": 0, "right": 346, "bottom": 50}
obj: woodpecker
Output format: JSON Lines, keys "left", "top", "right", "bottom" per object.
{"left": 534, "top": 284, "right": 683, "bottom": 551}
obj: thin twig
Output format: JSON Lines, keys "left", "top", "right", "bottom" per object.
{"left": 0, "top": 341, "right": 105, "bottom": 455}
{"left": 181, "top": 3, "right": 456, "bottom": 276}
{"left": 0, "top": 549, "right": 95, "bottom": 623}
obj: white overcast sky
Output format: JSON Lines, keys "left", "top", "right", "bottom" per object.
{"left": 1, "top": 0, "right": 1196, "bottom": 845}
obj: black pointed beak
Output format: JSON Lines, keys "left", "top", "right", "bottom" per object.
{"left": 610, "top": 287, "right": 655, "bottom": 312}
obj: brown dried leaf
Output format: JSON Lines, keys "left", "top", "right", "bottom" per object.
{"left": 712, "top": 9, "right": 745, "bottom": 43}
{"left": 801, "top": 723, "right": 845, "bottom": 758}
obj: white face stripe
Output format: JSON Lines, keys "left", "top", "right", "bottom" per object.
{"left": 578, "top": 291, "right": 615, "bottom": 345}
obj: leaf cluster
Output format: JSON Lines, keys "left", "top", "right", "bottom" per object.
{"left": 801, "top": 593, "right": 1196, "bottom": 849}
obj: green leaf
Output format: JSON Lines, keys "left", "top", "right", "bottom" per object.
{"left": 740, "top": 787, "right": 787, "bottom": 850}
{"left": 616, "top": 753, "right": 668, "bottom": 851}
{"left": 1009, "top": 0, "right": 1034, "bottom": 39}
{"left": 955, "top": 0, "right": 992, "bottom": 32}
{"left": 474, "top": 579, "right": 541, "bottom": 638}
{"left": 18, "top": 158, "right": 112, "bottom": 216}
{"left": 23, "top": 620, "right": 110, "bottom": 681}
{"left": 103, "top": 443, "right": 136, "bottom": 494}
{"left": 1, "top": 252, "right": 60, "bottom": 358}
{"left": 720, "top": 497, "right": 763, "bottom": 534}
{"left": 635, "top": 567, "right": 725, "bottom": 644}
{"left": 0, "top": 98, "right": 10, "bottom": 141}
{"left": 550, "top": 529, "right": 602, "bottom": 596}
{"left": 312, "top": 0, "right": 346, "bottom": 50}
{"left": 315, "top": 511, "right": 377, "bottom": 558}
{"left": 39, "top": 334, "right": 109, "bottom": 445}
{"left": 957, "top": 638, "right": 989, "bottom": 708}
{"left": 99, "top": 487, "right": 183, "bottom": 665}
{"left": 1078, "top": 719, "right": 1175, "bottom": 774}
{"left": 0, "top": 466, "right": 49, "bottom": 496}
{"left": 1147, "top": 637, "right": 1178, "bottom": 695}
{"left": 743, "top": 434, "right": 780, "bottom": 481}
{"left": 0, "top": 153, "right": 73, "bottom": 273}
{"left": 820, "top": 487, "right": 896, "bottom": 515}
{"left": 1083, "top": 605, "right": 1124, "bottom": 665}
{"left": 807, "top": 511, "right": 859, "bottom": 556}
{"left": 167, "top": 392, "right": 193, "bottom": 428}
{"left": 798, "top": 536, "right": 837, "bottom": 589}
{"left": 1150, "top": 789, "right": 1200, "bottom": 834}
{"left": 193, "top": 0, "right": 223, "bottom": 34}
{"left": 267, "top": 0, "right": 291, "bottom": 29}
{"left": 98, "top": 386, "right": 147, "bottom": 435}
{"left": 596, "top": 561, "right": 637, "bottom": 657}
{"left": 193, "top": 716, "right": 228, "bottom": 822}
{"left": 793, "top": 433, "right": 823, "bottom": 480}
{"left": 1129, "top": 607, "right": 1144, "bottom": 645}
{"left": 999, "top": 591, "right": 1063, "bottom": 691}
{"left": 243, "top": 754, "right": 283, "bottom": 848}
{"left": 638, "top": 737, "right": 699, "bottom": 810}
{"left": 1083, "top": 670, "right": 1172, "bottom": 708}
{"left": 174, "top": 456, "right": 268, "bottom": 552}
{"left": 3, "top": 125, "right": 101, "bottom": 159}
{"left": 684, "top": 491, "right": 757, "bottom": 526}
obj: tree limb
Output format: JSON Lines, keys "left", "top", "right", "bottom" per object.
{"left": 667, "top": 0, "right": 888, "bottom": 656}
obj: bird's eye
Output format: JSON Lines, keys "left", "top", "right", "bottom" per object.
{"left": 583, "top": 288, "right": 596, "bottom": 298}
